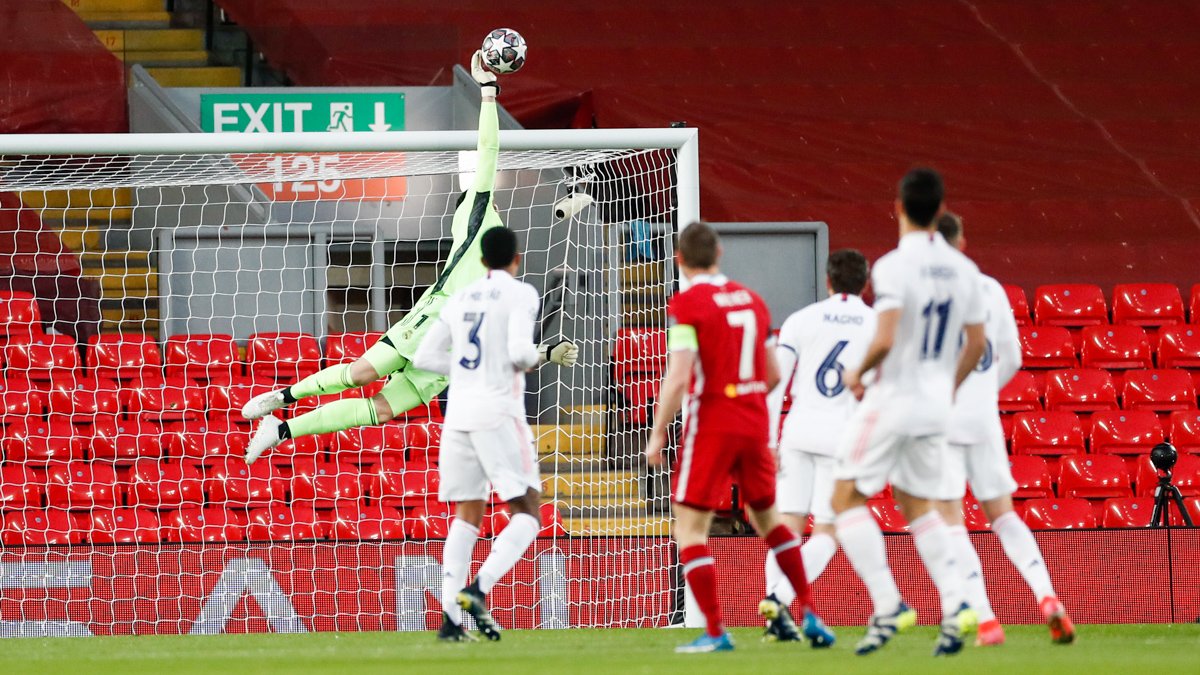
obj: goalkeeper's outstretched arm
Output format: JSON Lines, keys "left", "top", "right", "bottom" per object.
{"left": 472, "top": 49, "right": 500, "bottom": 195}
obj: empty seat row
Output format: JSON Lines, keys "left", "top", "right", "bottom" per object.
{"left": 999, "top": 368, "right": 1197, "bottom": 413}
{"left": 1004, "top": 410, "right": 1200, "bottom": 457}
{"left": 1019, "top": 324, "right": 1200, "bottom": 370}
{"left": 0, "top": 502, "right": 567, "bottom": 545}
{"left": 869, "top": 494, "right": 1200, "bottom": 532}
{"left": 1005, "top": 283, "right": 1200, "bottom": 328}
{"left": 1006, "top": 453, "right": 1200, "bottom": 500}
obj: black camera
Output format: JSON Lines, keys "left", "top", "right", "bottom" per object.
{"left": 1150, "top": 442, "right": 1178, "bottom": 473}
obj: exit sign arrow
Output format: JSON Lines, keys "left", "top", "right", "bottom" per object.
{"left": 369, "top": 102, "right": 391, "bottom": 132}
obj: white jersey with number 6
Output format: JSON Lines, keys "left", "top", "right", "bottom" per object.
{"left": 413, "top": 269, "right": 541, "bottom": 432}
{"left": 865, "top": 230, "right": 986, "bottom": 435}
{"left": 769, "top": 294, "right": 876, "bottom": 456}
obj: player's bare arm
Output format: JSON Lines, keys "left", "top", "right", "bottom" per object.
{"left": 954, "top": 322, "right": 986, "bottom": 390}
{"left": 845, "top": 307, "right": 899, "bottom": 400}
{"left": 644, "top": 346, "right": 695, "bottom": 467}
{"left": 764, "top": 343, "right": 782, "bottom": 392}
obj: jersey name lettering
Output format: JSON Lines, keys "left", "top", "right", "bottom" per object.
{"left": 712, "top": 290, "right": 753, "bottom": 308}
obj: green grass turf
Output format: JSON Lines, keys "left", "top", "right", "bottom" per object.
{"left": 5, "top": 624, "right": 1199, "bottom": 675}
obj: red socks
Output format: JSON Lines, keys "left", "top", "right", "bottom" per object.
{"left": 766, "top": 525, "right": 811, "bottom": 609}
{"left": 679, "top": 544, "right": 723, "bottom": 637}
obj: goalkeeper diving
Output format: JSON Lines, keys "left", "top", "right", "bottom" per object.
{"left": 242, "top": 52, "right": 579, "bottom": 463}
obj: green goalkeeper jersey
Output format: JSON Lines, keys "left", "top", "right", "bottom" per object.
{"left": 386, "top": 99, "right": 504, "bottom": 359}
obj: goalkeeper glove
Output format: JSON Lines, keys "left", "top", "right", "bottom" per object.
{"left": 471, "top": 49, "right": 500, "bottom": 97}
{"left": 539, "top": 340, "right": 579, "bottom": 367}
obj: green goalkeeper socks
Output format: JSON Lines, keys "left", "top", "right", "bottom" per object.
{"left": 285, "top": 398, "right": 378, "bottom": 439}
{"left": 289, "top": 363, "right": 357, "bottom": 400}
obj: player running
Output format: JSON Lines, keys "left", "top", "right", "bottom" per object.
{"left": 931, "top": 212, "right": 1075, "bottom": 647}
{"left": 762, "top": 249, "right": 876, "bottom": 641}
{"left": 831, "top": 168, "right": 985, "bottom": 657}
{"left": 412, "top": 226, "right": 571, "bottom": 642}
{"left": 241, "top": 52, "right": 577, "bottom": 461}
{"left": 644, "top": 221, "right": 835, "bottom": 654}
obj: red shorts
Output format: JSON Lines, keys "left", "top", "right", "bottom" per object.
{"left": 672, "top": 427, "right": 776, "bottom": 512}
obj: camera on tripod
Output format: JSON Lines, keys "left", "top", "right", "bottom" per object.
{"left": 1149, "top": 442, "right": 1193, "bottom": 527}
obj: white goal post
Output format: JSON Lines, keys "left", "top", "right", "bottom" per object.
{"left": 0, "top": 126, "right": 698, "bottom": 635}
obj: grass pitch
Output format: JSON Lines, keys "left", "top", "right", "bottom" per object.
{"left": 6, "top": 624, "right": 1198, "bottom": 675}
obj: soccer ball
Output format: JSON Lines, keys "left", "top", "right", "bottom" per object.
{"left": 481, "top": 28, "right": 527, "bottom": 74}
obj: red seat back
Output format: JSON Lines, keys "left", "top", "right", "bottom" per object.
{"left": 1011, "top": 411, "right": 1086, "bottom": 457}
{"left": 1088, "top": 410, "right": 1164, "bottom": 456}
{"left": 204, "top": 458, "right": 286, "bottom": 507}
{"left": 1122, "top": 369, "right": 1196, "bottom": 412}
{"left": 369, "top": 462, "right": 439, "bottom": 509}
{"left": 324, "top": 505, "right": 405, "bottom": 541}
{"left": 1058, "top": 454, "right": 1130, "bottom": 499}
{"left": 1009, "top": 455, "right": 1053, "bottom": 498}
{"left": 247, "top": 506, "right": 324, "bottom": 541}
{"left": 1021, "top": 497, "right": 1097, "bottom": 529}
{"left": 164, "top": 334, "right": 240, "bottom": 383}
{"left": 867, "top": 498, "right": 908, "bottom": 533}
{"left": 0, "top": 465, "right": 42, "bottom": 509}
{"left": 1002, "top": 284, "right": 1031, "bottom": 326}
{"left": 1044, "top": 369, "right": 1118, "bottom": 412}
{"left": 3, "top": 419, "right": 87, "bottom": 463}
{"left": 0, "top": 291, "right": 42, "bottom": 337}
{"left": 1, "top": 509, "right": 79, "bottom": 545}
{"left": 87, "top": 333, "right": 163, "bottom": 381}
{"left": 81, "top": 508, "right": 161, "bottom": 544}
{"left": 45, "top": 376, "right": 121, "bottom": 423}
{"left": 1018, "top": 326, "right": 1077, "bottom": 369}
{"left": 161, "top": 508, "right": 247, "bottom": 543}
{"left": 290, "top": 460, "right": 363, "bottom": 509}
{"left": 90, "top": 416, "right": 164, "bottom": 462}
{"left": 998, "top": 371, "right": 1042, "bottom": 412}
{"left": 1157, "top": 325, "right": 1200, "bottom": 368}
{"left": 1034, "top": 284, "right": 1108, "bottom": 327}
{"left": 128, "top": 459, "right": 205, "bottom": 508}
{"left": 4, "top": 335, "right": 79, "bottom": 381}
{"left": 1079, "top": 325, "right": 1151, "bottom": 370}
{"left": 1112, "top": 283, "right": 1184, "bottom": 328}
{"left": 1167, "top": 410, "right": 1200, "bottom": 455}
{"left": 45, "top": 461, "right": 120, "bottom": 508}
{"left": 1101, "top": 497, "right": 1154, "bottom": 527}
{"left": 323, "top": 332, "right": 383, "bottom": 365}
{"left": 246, "top": 332, "right": 321, "bottom": 381}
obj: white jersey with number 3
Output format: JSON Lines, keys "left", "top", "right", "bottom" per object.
{"left": 770, "top": 294, "right": 876, "bottom": 456}
{"left": 413, "top": 269, "right": 541, "bottom": 432}
{"left": 864, "top": 231, "right": 985, "bottom": 435}
{"left": 947, "top": 273, "right": 1022, "bottom": 443}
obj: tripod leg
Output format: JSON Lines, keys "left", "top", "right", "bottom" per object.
{"left": 1151, "top": 485, "right": 1166, "bottom": 527}
{"left": 1168, "top": 486, "right": 1193, "bottom": 527}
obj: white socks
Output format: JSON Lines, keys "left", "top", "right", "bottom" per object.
{"left": 766, "top": 532, "right": 838, "bottom": 606}
{"left": 992, "top": 511, "right": 1057, "bottom": 601}
{"left": 477, "top": 513, "right": 540, "bottom": 594}
{"left": 909, "top": 510, "right": 963, "bottom": 618}
{"left": 442, "top": 518, "right": 480, "bottom": 626}
{"left": 835, "top": 507, "right": 901, "bottom": 616}
{"left": 948, "top": 524, "right": 995, "bottom": 623}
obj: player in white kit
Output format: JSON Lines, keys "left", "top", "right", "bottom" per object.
{"left": 830, "top": 168, "right": 987, "bottom": 657}
{"left": 761, "top": 249, "right": 876, "bottom": 641}
{"left": 412, "top": 226, "right": 578, "bottom": 643}
{"left": 931, "top": 213, "right": 1075, "bottom": 647}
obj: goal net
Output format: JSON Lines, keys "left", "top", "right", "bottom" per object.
{"left": 0, "top": 128, "right": 696, "bottom": 636}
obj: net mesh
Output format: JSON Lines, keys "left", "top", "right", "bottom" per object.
{"left": 0, "top": 143, "right": 679, "bottom": 634}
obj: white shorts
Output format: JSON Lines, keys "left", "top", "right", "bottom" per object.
{"left": 835, "top": 406, "right": 946, "bottom": 500}
{"left": 937, "top": 423, "right": 1018, "bottom": 503}
{"left": 776, "top": 450, "right": 835, "bottom": 524}
{"left": 438, "top": 418, "right": 541, "bottom": 503}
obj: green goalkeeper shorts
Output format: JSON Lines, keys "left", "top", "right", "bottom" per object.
{"left": 362, "top": 331, "right": 447, "bottom": 414}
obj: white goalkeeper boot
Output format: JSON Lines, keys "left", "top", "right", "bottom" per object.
{"left": 242, "top": 389, "right": 287, "bottom": 420}
{"left": 245, "top": 415, "right": 284, "bottom": 465}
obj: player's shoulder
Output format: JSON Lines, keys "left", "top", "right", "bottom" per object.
{"left": 978, "top": 273, "right": 1005, "bottom": 295}
{"left": 942, "top": 243, "right": 981, "bottom": 276}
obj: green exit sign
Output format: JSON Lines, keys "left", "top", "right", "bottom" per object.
{"left": 200, "top": 93, "right": 406, "bottom": 133}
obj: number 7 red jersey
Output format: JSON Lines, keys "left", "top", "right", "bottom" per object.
{"left": 667, "top": 273, "right": 773, "bottom": 435}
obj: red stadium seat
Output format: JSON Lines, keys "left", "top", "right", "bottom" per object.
{"left": 1122, "top": 369, "right": 1196, "bottom": 412}
{"left": 483, "top": 507, "right": 511, "bottom": 537}
{"left": 1011, "top": 412, "right": 1086, "bottom": 459}
{"left": 204, "top": 458, "right": 286, "bottom": 507}
{"left": 1134, "top": 454, "right": 1200, "bottom": 498}
{"left": 539, "top": 502, "right": 568, "bottom": 537}
{"left": 90, "top": 416, "right": 163, "bottom": 462}
{"left": 613, "top": 328, "right": 667, "bottom": 382}
{"left": 290, "top": 460, "right": 363, "bottom": 509}
{"left": 1167, "top": 410, "right": 1200, "bottom": 455}
{"left": 331, "top": 423, "right": 407, "bottom": 464}
{"left": 3, "top": 419, "right": 87, "bottom": 463}
{"left": 0, "top": 387, "right": 44, "bottom": 425}
{"left": 162, "top": 508, "right": 247, "bottom": 543}
{"left": 405, "top": 421, "right": 443, "bottom": 463}
{"left": 44, "top": 376, "right": 120, "bottom": 424}
{"left": 124, "top": 376, "right": 205, "bottom": 420}
{"left": 1156, "top": 325, "right": 1200, "bottom": 375}
{"left": 1112, "top": 283, "right": 1184, "bottom": 328}
{"left": 163, "top": 334, "right": 240, "bottom": 383}
{"left": 1058, "top": 454, "right": 1130, "bottom": 499}
{"left": 87, "top": 333, "right": 163, "bottom": 381}
{"left": 1101, "top": 497, "right": 1155, "bottom": 527}
{"left": 0, "top": 291, "right": 42, "bottom": 337}
{"left": 1, "top": 509, "right": 80, "bottom": 545}
{"left": 206, "top": 375, "right": 277, "bottom": 425}
{"left": 867, "top": 498, "right": 908, "bottom": 533}
{"left": 1183, "top": 498, "right": 1200, "bottom": 526}
{"left": 369, "top": 462, "right": 439, "bottom": 509}
{"left": 998, "top": 371, "right": 1042, "bottom": 412}
{"left": 45, "top": 461, "right": 120, "bottom": 508}
{"left": 1044, "top": 369, "right": 1118, "bottom": 412}
{"left": 1003, "top": 285, "right": 1031, "bottom": 326}
{"left": 324, "top": 505, "right": 406, "bottom": 541}
{"left": 246, "top": 332, "right": 321, "bottom": 381}
{"left": 1034, "top": 284, "right": 1108, "bottom": 328}
{"left": 324, "top": 332, "right": 384, "bottom": 365}
{"left": 1088, "top": 410, "right": 1164, "bottom": 459}
{"left": 127, "top": 459, "right": 205, "bottom": 508}
{"left": 4, "top": 335, "right": 79, "bottom": 381}
{"left": 1010, "top": 456, "right": 1054, "bottom": 499}
{"left": 1190, "top": 284, "right": 1200, "bottom": 323}
{"left": 0, "top": 465, "right": 42, "bottom": 509}
{"left": 247, "top": 506, "right": 324, "bottom": 541}
{"left": 1017, "top": 326, "right": 1077, "bottom": 370}
{"left": 80, "top": 508, "right": 161, "bottom": 544}
{"left": 408, "top": 504, "right": 452, "bottom": 540}
{"left": 1079, "top": 325, "right": 1152, "bottom": 370}
{"left": 1021, "top": 498, "right": 1097, "bottom": 529}
{"left": 172, "top": 424, "right": 251, "bottom": 464}
{"left": 962, "top": 494, "right": 990, "bottom": 531}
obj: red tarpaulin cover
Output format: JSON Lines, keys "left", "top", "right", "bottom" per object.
{"left": 216, "top": 0, "right": 1200, "bottom": 292}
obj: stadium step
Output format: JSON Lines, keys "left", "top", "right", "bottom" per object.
{"left": 115, "top": 50, "right": 210, "bottom": 67}
{"left": 94, "top": 28, "right": 204, "bottom": 52}
{"left": 622, "top": 303, "right": 666, "bottom": 327}
{"left": 64, "top": 0, "right": 165, "bottom": 12}
{"left": 563, "top": 517, "right": 671, "bottom": 537}
{"left": 559, "top": 404, "right": 606, "bottom": 427}
{"left": 143, "top": 66, "right": 242, "bottom": 87}
{"left": 76, "top": 12, "right": 172, "bottom": 29}
{"left": 621, "top": 261, "right": 666, "bottom": 288}
{"left": 20, "top": 189, "right": 132, "bottom": 209}
{"left": 532, "top": 424, "right": 604, "bottom": 456}
{"left": 544, "top": 471, "right": 641, "bottom": 498}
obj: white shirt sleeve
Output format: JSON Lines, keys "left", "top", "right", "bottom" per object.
{"left": 871, "top": 255, "right": 904, "bottom": 313}
{"left": 507, "top": 284, "right": 541, "bottom": 370}
{"left": 993, "top": 287, "right": 1023, "bottom": 387}
{"left": 767, "top": 329, "right": 799, "bottom": 449}
{"left": 962, "top": 266, "right": 987, "bottom": 326}
{"left": 413, "top": 316, "right": 453, "bottom": 375}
